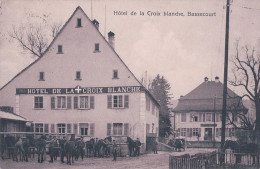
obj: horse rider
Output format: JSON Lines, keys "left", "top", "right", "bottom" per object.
{"left": 59, "top": 136, "right": 66, "bottom": 163}
{"left": 48, "top": 135, "right": 55, "bottom": 163}
{"left": 135, "top": 138, "right": 141, "bottom": 156}
{"left": 112, "top": 140, "right": 117, "bottom": 161}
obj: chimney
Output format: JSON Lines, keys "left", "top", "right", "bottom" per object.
{"left": 92, "top": 19, "right": 99, "bottom": 30}
{"left": 215, "top": 76, "right": 220, "bottom": 83}
{"left": 204, "top": 77, "right": 209, "bottom": 82}
{"left": 108, "top": 31, "right": 115, "bottom": 49}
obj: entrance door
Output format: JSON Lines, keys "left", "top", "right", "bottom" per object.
{"left": 204, "top": 128, "right": 212, "bottom": 141}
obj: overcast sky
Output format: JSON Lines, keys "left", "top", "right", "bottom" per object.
{"left": 0, "top": 0, "right": 259, "bottom": 99}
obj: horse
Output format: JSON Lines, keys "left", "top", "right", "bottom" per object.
{"left": 94, "top": 137, "right": 112, "bottom": 158}
{"left": 64, "top": 140, "right": 76, "bottom": 165}
{"left": 85, "top": 138, "right": 95, "bottom": 157}
{"left": 35, "top": 135, "right": 47, "bottom": 163}
{"left": 126, "top": 137, "right": 137, "bottom": 157}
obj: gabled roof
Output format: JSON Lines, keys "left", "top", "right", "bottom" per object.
{"left": 0, "top": 111, "right": 27, "bottom": 122}
{"left": 173, "top": 80, "right": 247, "bottom": 112}
{"left": 0, "top": 6, "right": 159, "bottom": 107}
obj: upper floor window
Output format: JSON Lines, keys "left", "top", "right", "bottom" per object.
{"left": 51, "top": 96, "right": 72, "bottom": 109}
{"left": 77, "top": 18, "right": 82, "bottom": 27}
{"left": 57, "top": 45, "right": 63, "bottom": 54}
{"left": 206, "top": 113, "right": 212, "bottom": 122}
{"left": 74, "top": 96, "right": 95, "bottom": 109}
{"left": 57, "top": 96, "right": 66, "bottom": 109}
{"left": 34, "top": 96, "right": 43, "bottom": 109}
{"left": 94, "top": 43, "right": 100, "bottom": 52}
{"left": 113, "top": 70, "right": 118, "bottom": 79}
{"left": 107, "top": 95, "right": 129, "bottom": 109}
{"left": 76, "top": 71, "right": 81, "bottom": 80}
{"left": 39, "top": 72, "right": 45, "bottom": 81}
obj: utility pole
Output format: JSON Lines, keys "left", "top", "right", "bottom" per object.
{"left": 220, "top": 0, "right": 230, "bottom": 164}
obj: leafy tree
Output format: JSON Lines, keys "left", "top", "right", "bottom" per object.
{"left": 149, "top": 74, "right": 173, "bottom": 137}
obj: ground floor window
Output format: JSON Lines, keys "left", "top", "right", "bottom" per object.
{"left": 80, "top": 123, "right": 89, "bottom": 136}
{"left": 57, "top": 123, "right": 66, "bottom": 134}
{"left": 35, "top": 123, "right": 44, "bottom": 133}
{"left": 107, "top": 123, "right": 129, "bottom": 136}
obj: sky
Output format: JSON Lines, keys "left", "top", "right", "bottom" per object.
{"left": 0, "top": 0, "right": 259, "bottom": 100}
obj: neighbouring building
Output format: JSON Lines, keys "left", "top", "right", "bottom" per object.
{"left": 172, "top": 77, "right": 247, "bottom": 143}
{"left": 0, "top": 6, "right": 159, "bottom": 148}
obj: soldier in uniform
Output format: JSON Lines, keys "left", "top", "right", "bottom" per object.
{"left": 78, "top": 136, "right": 85, "bottom": 160}
{"left": 112, "top": 140, "right": 117, "bottom": 161}
{"left": 135, "top": 138, "right": 141, "bottom": 156}
{"left": 59, "top": 136, "right": 66, "bottom": 163}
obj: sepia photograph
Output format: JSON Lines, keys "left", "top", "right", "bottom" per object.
{"left": 0, "top": 0, "right": 259, "bottom": 168}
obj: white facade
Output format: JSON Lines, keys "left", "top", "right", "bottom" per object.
{"left": 0, "top": 7, "right": 159, "bottom": 145}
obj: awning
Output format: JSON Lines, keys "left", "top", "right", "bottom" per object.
{"left": 0, "top": 110, "right": 27, "bottom": 122}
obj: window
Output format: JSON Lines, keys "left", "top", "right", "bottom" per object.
{"left": 77, "top": 18, "right": 82, "bottom": 27}
{"left": 57, "top": 45, "right": 63, "bottom": 53}
{"left": 34, "top": 96, "right": 43, "bottom": 109}
{"left": 57, "top": 123, "right": 66, "bottom": 134}
{"left": 113, "top": 123, "right": 123, "bottom": 136}
{"left": 181, "top": 113, "right": 186, "bottom": 122}
{"left": 57, "top": 96, "right": 66, "bottom": 109}
{"left": 94, "top": 43, "right": 100, "bottom": 52}
{"left": 206, "top": 113, "right": 212, "bottom": 122}
{"left": 113, "top": 70, "right": 118, "bottom": 79}
{"left": 80, "top": 96, "right": 89, "bottom": 109}
{"left": 39, "top": 72, "right": 44, "bottom": 81}
{"left": 191, "top": 115, "right": 198, "bottom": 122}
{"left": 192, "top": 128, "right": 199, "bottom": 136}
{"left": 35, "top": 123, "right": 44, "bottom": 133}
{"left": 76, "top": 71, "right": 81, "bottom": 80}
{"left": 80, "top": 123, "right": 88, "bottom": 136}
{"left": 107, "top": 95, "right": 129, "bottom": 109}
{"left": 181, "top": 128, "right": 186, "bottom": 137}
{"left": 74, "top": 96, "right": 94, "bottom": 109}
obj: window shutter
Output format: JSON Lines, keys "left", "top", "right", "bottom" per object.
{"left": 90, "top": 96, "right": 95, "bottom": 109}
{"left": 124, "top": 95, "right": 129, "bottom": 108}
{"left": 67, "top": 124, "right": 71, "bottom": 133}
{"left": 51, "top": 97, "right": 55, "bottom": 109}
{"left": 190, "top": 114, "right": 192, "bottom": 122}
{"left": 67, "top": 96, "right": 72, "bottom": 109}
{"left": 107, "top": 123, "right": 112, "bottom": 136}
{"left": 73, "top": 123, "right": 78, "bottom": 135}
{"left": 51, "top": 124, "right": 55, "bottom": 133}
{"left": 107, "top": 95, "right": 112, "bottom": 108}
{"left": 199, "top": 128, "right": 201, "bottom": 137}
{"left": 187, "top": 128, "right": 190, "bottom": 137}
{"left": 90, "top": 123, "right": 95, "bottom": 136}
{"left": 44, "top": 124, "right": 49, "bottom": 133}
{"left": 124, "top": 123, "right": 129, "bottom": 136}
{"left": 74, "top": 96, "right": 78, "bottom": 109}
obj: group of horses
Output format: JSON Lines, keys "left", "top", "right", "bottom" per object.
{"left": 1, "top": 135, "right": 141, "bottom": 165}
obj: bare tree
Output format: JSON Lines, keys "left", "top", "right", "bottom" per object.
{"left": 229, "top": 40, "right": 260, "bottom": 142}
{"left": 9, "top": 12, "right": 62, "bottom": 58}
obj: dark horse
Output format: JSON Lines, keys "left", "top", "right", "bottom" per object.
{"left": 65, "top": 140, "right": 76, "bottom": 165}
{"left": 127, "top": 137, "right": 137, "bottom": 157}
{"left": 85, "top": 138, "right": 95, "bottom": 157}
{"left": 94, "top": 137, "right": 112, "bottom": 158}
{"left": 35, "top": 135, "right": 47, "bottom": 163}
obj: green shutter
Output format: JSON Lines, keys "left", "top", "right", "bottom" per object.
{"left": 51, "top": 97, "right": 55, "bottom": 109}
{"left": 67, "top": 96, "right": 71, "bottom": 109}
{"left": 74, "top": 96, "right": 78, "bottom": 109}
{"left": 124, "top": 95, "right": 129, "bottom": 108}
{"left": 107, "top": 95, "right": 112, "bottom": 108}
{"left": 90, "top": 96, "right": 95, "bottom": 109}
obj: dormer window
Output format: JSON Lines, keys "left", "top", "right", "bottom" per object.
{"left": 76, "top": 71, "right": 81, "bottom": 80}
{"left": 39, "top": 72, "right": 45, "bottom": 81}
{"left": 77, "top": 18, "right": 82, "bottom": 27}
{"left": 113, "top": 70, "right": 118, "bottom": 79}
{"left": 94, "top": 43, "right": 100, "bottom": 52}
{"left": 57, "top": 45, "right": 63, "bottom": 54}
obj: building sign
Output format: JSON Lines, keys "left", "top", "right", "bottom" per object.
{"left": 16, "top": 86, "right": 144, "bottom": 95}
{"left": 200, "top": 124, "right": 217, "bottom": 127}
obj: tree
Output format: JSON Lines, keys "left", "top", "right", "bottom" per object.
{"left": 229, "top": 40, "right": 260, "bottom": 143}
{"left": 9, "top": 12, "right": 62, "bottom": 58}
{"left": 149, "top": 74, "right": 173, "bottom": 137}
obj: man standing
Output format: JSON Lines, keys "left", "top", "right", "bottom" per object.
{"left": 48, "top": 135, "right": 55, "bottom": 163}
{"left": 135, "top": 138, "right": 141, "bottom": 156}
{"left": 78, "top": 136, "right": 85, "bottom": 160}
{"left": 59, "top": 136, "right": 66, "bottom": 163}
{"left": 112, "top": 140, "right": 117, "bottom": 161}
